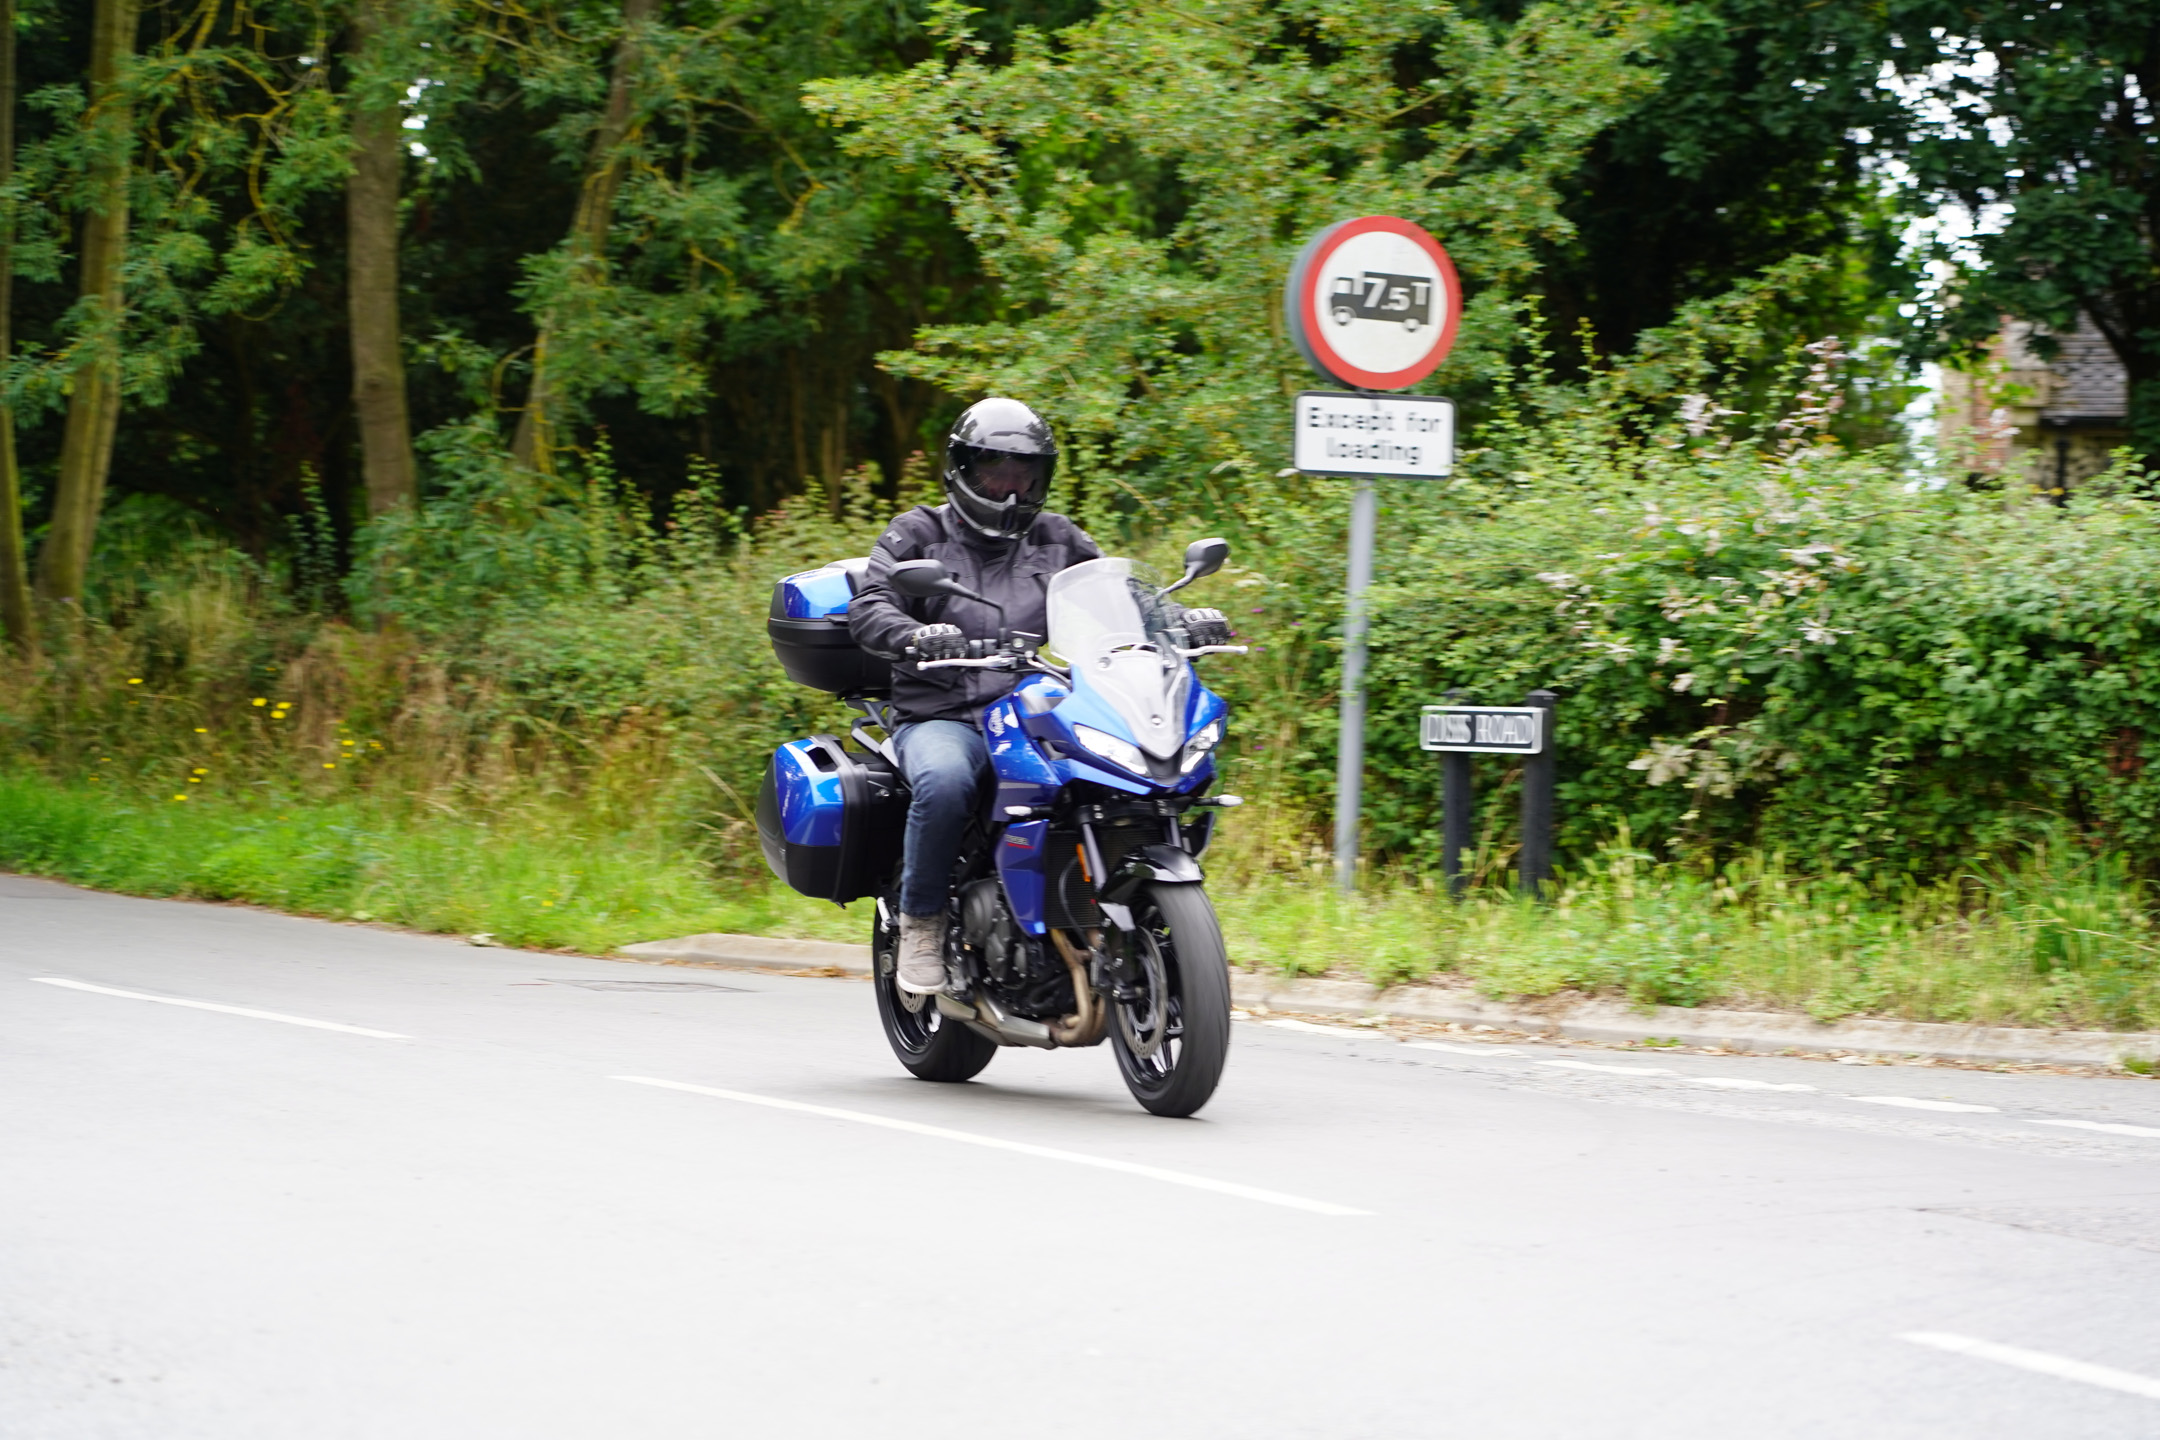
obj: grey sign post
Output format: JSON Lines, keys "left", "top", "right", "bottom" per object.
{"left": 1420, "top": 691, "right": 1558, "bottom": 896}
{"left": 1289, "top": 389, "right": 1458, "bottom": 892}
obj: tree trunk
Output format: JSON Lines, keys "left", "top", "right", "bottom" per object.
{"left": 36, "top": 0, "right": 136, "bottom": 605}
{"left": 0, "top": 0, "right": 34, "bottom": 652}
{"left": 346, "top": 0, "right": 417, "bottom": 515}
{"left": 510, "top": 0, "right": 655, "bottom": 473}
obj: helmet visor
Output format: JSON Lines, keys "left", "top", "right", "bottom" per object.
{"left": 957, "top": 446, "right": 1053, "bottom": 505}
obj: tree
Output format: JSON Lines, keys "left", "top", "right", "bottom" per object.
{"left": 806, "top": 0, "right": 1655, "bottom": 502}
{"left": 510, "top": 0, "right": 657, "bottom": 474}
{"left": 346, "top": 0, "right": 419, "bottom": 514}
{"left": 36, "top": 0, "right": 134, "bottom": 605}
{"left": 0, "top": 0, "right": 33, "bottom": 651}
{"left": 1892, "top": 4, "right": 2160, "bottom": 458}
{"left": 1541, "top": 0, "right": 1910, "bottom": 401}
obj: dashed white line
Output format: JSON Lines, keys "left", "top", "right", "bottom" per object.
{"left": 1406, "top": 1040, "right": 1524, "bottom": 1057}
{"left": 1683, "top": 1077, "right": 1817, "bottom": 1093}
{"left": 1853, "top": 1096, "right": 1999, "bottom": 1114}
{"left": 1262, "top": 1018, "right": 1393, "bottom": 1042}
{"left": 31, "top": 977, "right": 410, "bottom": 1040}
{"left": 611, "top": 1076, "right": 1372, "bottom": 1217}
{"left": 1902, "top": 1331, "right": 2160, "bottom": 1401}
{"left": 1539, "top": 1059, "right": 1674, "bottom": 1076}
{"left": 2029, "top": 1118, "right": 2160, "bottom": 1139}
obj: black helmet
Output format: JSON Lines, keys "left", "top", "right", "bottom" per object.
{"left": 945, "top": 397, "right": 1057, "bottom": 541}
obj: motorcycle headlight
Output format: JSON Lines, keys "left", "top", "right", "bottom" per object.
{"left": 1074, "top": 724, "right": 1148, "bottom": 776}
{"left": 1180, "top": 719, "right": 1222, "bottom": 774}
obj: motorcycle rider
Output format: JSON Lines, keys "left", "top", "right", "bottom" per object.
{"left": 851, "top": 397, "right": 1234, "bottom": 995}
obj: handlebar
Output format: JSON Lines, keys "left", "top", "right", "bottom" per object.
{"left": 916, "top": 655, "right": 1018, "bottom": 671}
{"left": 903, "top": 636, "right": 1244, "bottom": 671}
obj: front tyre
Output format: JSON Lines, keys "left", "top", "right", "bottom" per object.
{"left": 873, "top": 894, "right": 995, "bottom": 1083}
{"left": 1110, "top": 883, "right": 1231, "bottom": 1117}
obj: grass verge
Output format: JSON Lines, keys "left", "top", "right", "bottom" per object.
{"left": 0, "top": 771, "right": 863, "bottom": 953}
{"left": 7, "top": 772, "right": 2157, "bottom": 1034}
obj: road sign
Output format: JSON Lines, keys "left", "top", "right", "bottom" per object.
{"left": 1284, "top": 216, "right": 1461, "bottom": 391}
{"left": 1293, "top": 391, "right": 1454, "bottom": 479}
{"left": 1420, "top": 705, "right": 1545, "bottom": 755}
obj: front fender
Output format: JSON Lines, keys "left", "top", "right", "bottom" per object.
{"left": 1100, "top": 842, "right": 1203, "bottom": 906}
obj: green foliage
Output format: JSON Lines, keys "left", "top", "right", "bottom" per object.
{"left": 1344, "top": 337, "right": 2160, "bottom": 876}
{"left": 806, "top": 0, "right": 1656, "bottom": 509}
{"left": 0, "top": 769, "right": 860, "bottom": 950}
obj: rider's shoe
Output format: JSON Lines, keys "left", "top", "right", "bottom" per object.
{"left": 895, "top": 913, "right": 948, "bottom": 995}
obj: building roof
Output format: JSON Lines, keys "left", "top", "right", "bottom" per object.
{"left": 2002, "top": 316, "right": 2127, "bottom": 423}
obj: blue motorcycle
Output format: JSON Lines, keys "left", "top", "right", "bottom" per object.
{"left": 759, "top": 541, "right": 1244, "bottom": 1117}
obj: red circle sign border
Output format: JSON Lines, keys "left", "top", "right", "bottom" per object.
{"left": 1290, "top": 215, "right": 1462, "bottom": 391}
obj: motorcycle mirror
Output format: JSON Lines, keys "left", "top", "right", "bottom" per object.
{"left": 1162, "top": 537, "right": 1230, "bottom": 595}
{"left": 891, "top": 557, "right": 1003, "bottom": 614}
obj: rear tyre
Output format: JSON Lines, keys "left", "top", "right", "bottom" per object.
{"left": 1110, "top": 883, "right": 1231, "bottom": 1118}
{"left": 873, "top": 895, "right": 995, "bottom": 1083}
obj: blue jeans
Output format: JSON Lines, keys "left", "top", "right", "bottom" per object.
{"left": 893, "top": 719, "right": 988, "bottom": 917}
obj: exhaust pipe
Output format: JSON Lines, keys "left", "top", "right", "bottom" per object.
{"left": 938, "top": 991, "right": 1054, "bottom": 1048}
{"left": 1046, "top": 929, "right": 1107, "bottom": 1047}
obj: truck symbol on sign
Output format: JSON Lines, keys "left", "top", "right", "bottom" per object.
{"left": 1330, "top": 272, "right": 1434, "bottom": 331}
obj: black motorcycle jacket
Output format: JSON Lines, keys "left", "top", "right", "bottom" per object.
{"left": 850, "top": 503, "right": 1101, "bottom": 724}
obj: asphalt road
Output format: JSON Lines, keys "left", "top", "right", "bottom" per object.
{"left": 8, "top": 874, "right": 2160, "bottom": 1438}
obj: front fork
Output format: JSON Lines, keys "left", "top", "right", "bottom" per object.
{"left": 1076, "top": 810, "right": 1187, "bottom": 1001}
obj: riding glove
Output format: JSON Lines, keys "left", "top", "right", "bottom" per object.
{"left": 909, "top": 623, "right": 968, "bottom": 660}
{"left": 1182, "top": 607, "right": 1233, "bottom": 648}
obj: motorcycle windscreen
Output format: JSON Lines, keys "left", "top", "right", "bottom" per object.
{"left": 1043, "top": 557, "right": 1189, "bottom": 762}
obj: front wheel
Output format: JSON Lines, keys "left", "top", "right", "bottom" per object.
{"left": 1109, "top": 884, "right": 1231, "bottom": 1117}
{"left": 873, "top": 896, "right": 995, "bottom": 1083}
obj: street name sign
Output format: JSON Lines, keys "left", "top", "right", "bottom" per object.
{"left": 1420, "top": 705, "right": 1545, "bottom": 755}
{"left": 1284, "top": 216, "right": 1462, "bottom": 391}
{"left": 1293, "top": 391, "right": 1454, "bottom": 479}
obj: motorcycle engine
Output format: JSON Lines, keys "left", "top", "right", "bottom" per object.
{"left": 960, "top": 879, "right": 1024, "bottom": 984}
{"left": 960, "top": 879, "right": 1072, "bottom": 1018}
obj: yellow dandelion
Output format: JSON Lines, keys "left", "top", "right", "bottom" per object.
{"left": 192, "top": 767, "right": 207, "bottom": 774}
{"left": 128, "top": 678, "right": 142, "bottom": 685}
{"left": 188, "top": 777, "right": 201, "bottom": 784}
{"left": 193, "top": 727, "right": 207, "bottom": 733}
{"left": 270, "top": 711, "right": 286, "bottom": 721}
{"left": 252, "top": 698, "right": 266, "bottom": 707}
{"left": 172, "top": 794, "right": 187, "bottom": 801}
{"left": 323, "top": 762, "right": 336, "bottom": 769}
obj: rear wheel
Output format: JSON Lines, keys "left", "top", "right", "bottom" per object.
{"left": 872, "top": 895, "right": 995, "bottom": 1083}
{"left": 1109, "top": 883, "right": 1231, "bottom": 1117}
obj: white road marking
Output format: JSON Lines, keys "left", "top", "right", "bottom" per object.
{"left": 1684, "top": 1076, "right": 1817, "bottom": 1092}
{"left": 1853, "top": 1096, "right": 1999, "bottom": 1114}
{"left": 612, "top": 1075, "right": 1372, "bottom": 1217}
{"left": 31, "top": 976, "right": 410, "bottom": 1040}
{"left": 1539, "top": 1059, "right": 1673, "bottom": 1076}
{"left": 2030, "top": 1118, "right": 2160, "bottom": 1139}
{"left": 1902, "top": 1331, "right": 2160, "bottom": 1401}
{"left": 1263, "top": 1018, "right": 1369, "bottom": 1037}
{"left": 1406, "top": 1041, "right": 1524, "bottom": 1057}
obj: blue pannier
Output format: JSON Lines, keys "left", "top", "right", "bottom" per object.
{"left": 755, "top": 734, "right": 907, "bottom": 904}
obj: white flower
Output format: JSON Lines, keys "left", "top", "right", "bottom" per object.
{"left": 1671, "top": 671, "right": 1697, "bottom": 693}
{"left": 1656, "top": 636, "right": 1686, "bottom": 664}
